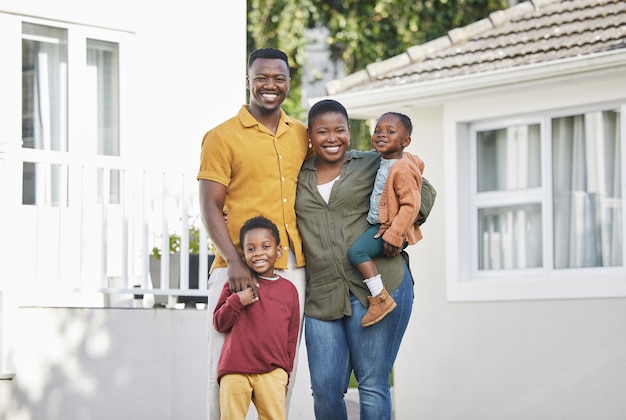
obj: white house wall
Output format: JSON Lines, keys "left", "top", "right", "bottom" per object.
{"left": 0, "top": 0, "right": 249, "bottom": 418}
{"left": 0, "top": 0, "right": 247, "bottom": 292}
{"left": 394, "top": 67, "right": 626, "bottom": 419}
{"left": 0, "top": 0, "right": 247, "bottom": 160}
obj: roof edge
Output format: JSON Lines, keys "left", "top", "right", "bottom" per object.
{"left": 315, "top": 49, "right": 626, "bottom": 119}
{"left": 325, "top": 0, "right": 565, "bottom": 95}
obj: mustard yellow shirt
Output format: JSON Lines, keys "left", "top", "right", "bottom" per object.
{"left": 197, "top": 105, "right": 309, "bottom": 270}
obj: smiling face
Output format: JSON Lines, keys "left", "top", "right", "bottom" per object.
{"left": 246, "top": 57, "right": 290, "bottom": 116}
{"left": 242, "top": 227, "right": 283, "bottom": 278}
{"left": 308, "top": 111, "right": 350, "bottom": 165}
{"left": 371, "top": 113, "right": 411, "bottom": 160}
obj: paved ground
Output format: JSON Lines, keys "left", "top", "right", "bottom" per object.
{"left": 346, "top": 388, "right": 359, "bottom": 419}
{"left": 345, "top": 388, "right": 396, "bottom": 419}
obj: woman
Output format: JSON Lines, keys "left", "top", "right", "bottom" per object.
{"left": 296, "top": 99, "right": 414, "bottom": 420}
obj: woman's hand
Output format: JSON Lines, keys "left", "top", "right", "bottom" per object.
{"left": 374, "top": 226, "right": 386, "bottom": 239}
{"left": 382, "top": 241, "right": 401, "bottom": 257}
{"left": 376, "top": 228, "right": 401, "bottom": 256}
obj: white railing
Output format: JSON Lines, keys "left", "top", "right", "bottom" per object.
{"left": 1, "top": 147, "right": 211, "bottom": 309}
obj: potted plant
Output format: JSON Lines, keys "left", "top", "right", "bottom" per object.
{"left": 149, "top": 224, "right": 214, "bottom": 306}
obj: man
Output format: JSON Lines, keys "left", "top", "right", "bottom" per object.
{"left": 197, "top": 48, "right": 311, "bottom": 420}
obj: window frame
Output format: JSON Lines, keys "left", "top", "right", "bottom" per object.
{"left": 469, "top": 115, "right": 548, "bottom": 275}
{"left": 449, "top": 101, "right": 626, "bottom": 302}
{"left": 17, "top": 17, "right": 133, "bottom": 207}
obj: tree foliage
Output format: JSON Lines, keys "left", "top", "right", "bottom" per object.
{"left": 247, "top": 0, "right": 509, "bottom": 145}
{"left": 247, "top": 0, "right": 317, "bottom": 120}
{"left": 314, "top": 0, "right": 508, "bottom": 73}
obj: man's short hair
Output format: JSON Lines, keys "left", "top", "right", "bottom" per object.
{"left": 248, "top": 48, "right": 289, "bottom": 68}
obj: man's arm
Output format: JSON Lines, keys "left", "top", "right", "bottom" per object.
{"left": 199, "top": 179, "right": 259, "bottom": 296}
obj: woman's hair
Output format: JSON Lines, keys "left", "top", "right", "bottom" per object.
{"left": 307, "top": 99, "right": 349, "bottom": 128}
{"left": 239, "top": 216, "right": 281, "bottom": 247}
{"left": 378, "top": 112, "right": 413, "bottom": 135}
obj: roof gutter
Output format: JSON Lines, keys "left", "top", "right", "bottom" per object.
{"left": 314, "top": 49, "right": 626, "bottom": 120}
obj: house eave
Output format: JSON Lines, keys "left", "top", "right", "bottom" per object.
{"left": 315, "top": 49, "right": 626, "bottom": 120}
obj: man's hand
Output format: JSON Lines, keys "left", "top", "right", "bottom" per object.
{"left": 227, "top": 258, "right": 259, "bottom": 298}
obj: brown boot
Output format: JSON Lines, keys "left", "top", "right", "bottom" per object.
{"left": 361, "top": 288, "right": 397, "bottom": 327}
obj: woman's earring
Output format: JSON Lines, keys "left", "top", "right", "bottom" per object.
{"left": 308, "top": 139, "right": 312, "bottom": 149}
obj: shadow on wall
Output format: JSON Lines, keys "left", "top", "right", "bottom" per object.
{"left": 3, "top": 307, "right": 208, "bottom": 420}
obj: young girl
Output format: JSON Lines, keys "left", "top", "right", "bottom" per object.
{"left": 348, "top": 112, "right": 424, "bottom": 327}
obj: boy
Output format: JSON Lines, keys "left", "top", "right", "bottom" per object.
{"left": 348, "top": 112, "right": 425, "bottom": 327}
{"left": 213, "top": 216, "right": 300, "bottom": 420}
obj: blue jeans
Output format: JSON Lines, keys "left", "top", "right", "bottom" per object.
{"left": 305, "top": 263, "right": 414, "bottom": 420}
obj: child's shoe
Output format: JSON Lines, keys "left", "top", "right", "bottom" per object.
{"left": 361, "top": 287, "right": 397, "bottom": 327}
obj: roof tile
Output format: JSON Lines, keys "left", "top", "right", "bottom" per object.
{"left": 328, "top": 0, "right": 626, "bottom": 94}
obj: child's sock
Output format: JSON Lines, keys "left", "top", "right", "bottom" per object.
{"left": 363, "top": 274, "right": 383, "bottom": 296}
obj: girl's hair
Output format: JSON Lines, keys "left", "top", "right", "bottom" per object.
{"left": 307, "top": 99, "right": 349, "bottom": 128}
{"left": 239, "top": 216, "right": 281, "bottom": 247}
{"left": 378, "top": 112, "right": 413, "bottom": 135}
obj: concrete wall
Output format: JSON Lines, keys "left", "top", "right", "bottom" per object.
{"left": 4, "top": 308, "right": 209, "bottom": 420}
{"left": 0, "top": 307, "right": 314, "bottom": 420}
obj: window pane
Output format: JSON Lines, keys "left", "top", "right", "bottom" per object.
{"left": 22, "top": 23, "right": 68, "bottom": 151}
{"left": 552, "top": 111, "right": 622, "bottom": 268}
{"left": 97, "top": 168, "right": 121, "bottom": 204}
{"left": 22, "top": 162, "right": 68, "bottom": 207}
{"left": 22, "top": 162, "right": 36, "bottom": 205}
{"left": 478, "top": 204, "right": 543, "bottom": 270}
{"left": 87, "top": 39, "right": 120, "bottom": 157}
{"left": 477, "top": 124, "right": 541, "bottom": 192}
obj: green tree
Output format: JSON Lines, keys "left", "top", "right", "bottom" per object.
{"left": 247, "top": 0, "right": 509, "bottom": 147}
{"left": 315, "top": 0, "right": 508, "bottom": 73}
{"left": 247, "top": 0, "right": 317, "bottom": 120}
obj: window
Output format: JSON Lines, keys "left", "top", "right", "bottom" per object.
{"left": 21, "top": 23, "right": 68, "bottom": 205}
{"left": 22, "top": 23, "right": 68, "bottom": 152}
{"left": 87, "top": 39, "right": 121, "bottom": 203}
{"left": 455, "top": 104, "right": 625, "bottom": 301}
{"left": 87, "top": 39, "right": 119, "bottom": 157}
{"left": 21, "top": 22, "right": 121, "bottom": 206}
{"left": 551, "top": 111, "right": 622, "bottom": 269}
{"left": 475, "top": 123, "right": 543, "bottom": 270}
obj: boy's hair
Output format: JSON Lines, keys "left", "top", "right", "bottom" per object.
{"left": 248, "top": 48, "right": 289, "bottom": 68}
{"left": 379, "top": 112, "right": 413, "bottom": 136}
{"left": 239, "top": 216, "right": 281, "bottom": 248}
{"left": 307, "top": 99, "right": 349, "bottom": 129}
